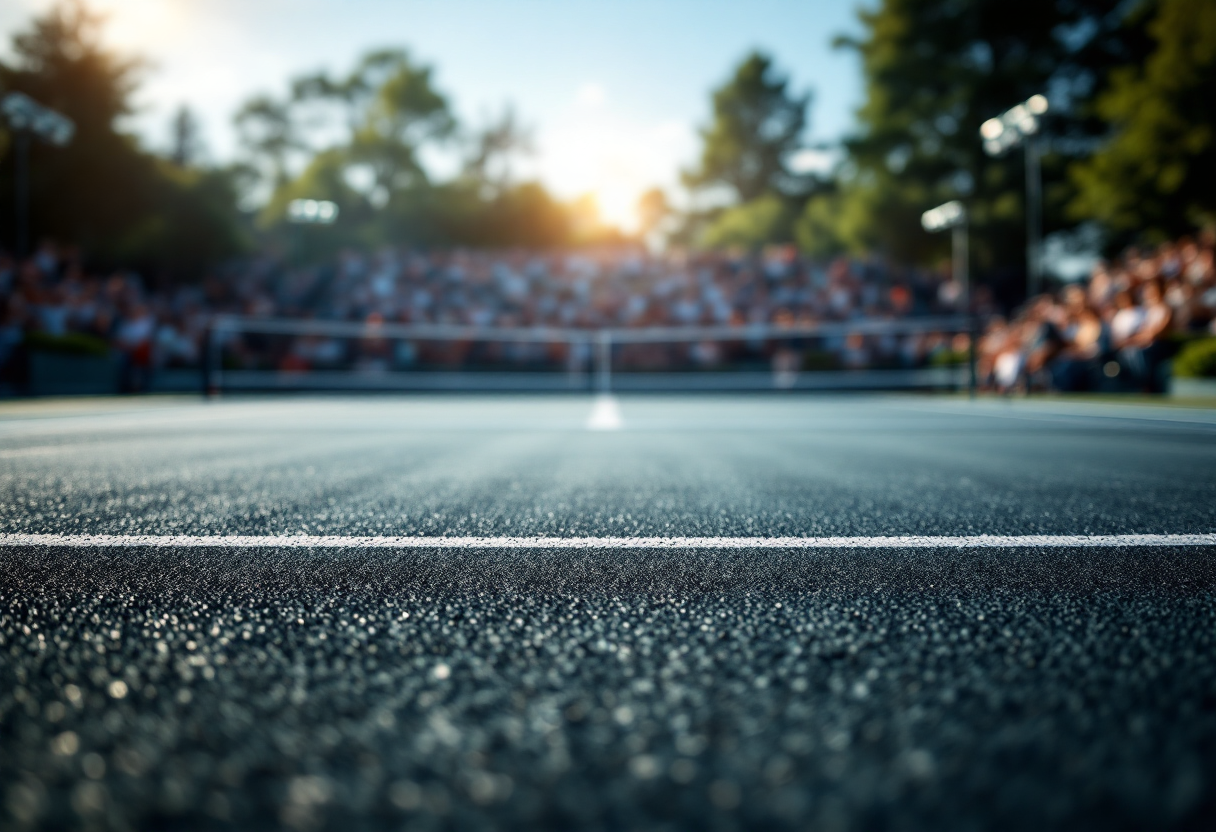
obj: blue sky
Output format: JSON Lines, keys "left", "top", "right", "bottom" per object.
{"left": 2, "top": 0, "right": 869, "bottom": 227}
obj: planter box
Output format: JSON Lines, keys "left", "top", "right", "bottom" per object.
{"left": 1169, "top": 376, "right": 1216, "bottom": 398}
{"left": 29, "top": 351, "right": 122, "bottom": 396}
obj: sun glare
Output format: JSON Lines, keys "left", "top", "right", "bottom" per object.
{"left": 79, "top": 0, "right": 189, "bottom": 52}
{"left": 538, "top": 97, "right": 691, "bottom": 233}
{"left": 542, "top": 143, "right": 646, "bottom": 232}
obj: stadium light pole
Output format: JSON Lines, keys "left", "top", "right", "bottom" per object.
{"left": 286, "top": 198, "right": 340, "bottom": 266}
{"left": 1, "top": 92, "right": 75, "bottom": 258}
{"left": 922, "top": 200, "right": 975, "bottom": 399}
{"left": 980, "top": 94, "right": 1048, "bottom": 298}
{"left": 287, "top": 198, "right": 340, "bottom": 226}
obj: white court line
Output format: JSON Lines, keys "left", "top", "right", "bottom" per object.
{"left": 1, "top": 533, "right": 1214, "bottom": 548}
{"left": 902, "top": 401, "right": 1216, "bottom": 428}
{"left": 586, "top": 395, "right": 623, "bottom": 431}
{"left": 0, "top": 446, "right": 74, "bottom": 459}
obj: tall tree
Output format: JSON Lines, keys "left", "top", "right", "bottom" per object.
{"left": 701, "top": 193, "right": 794, "bottom": 250}
{"left": 636, "top": 188, "right": 671, "bottom": 237}
{"left": 349, "top": 51, "right": 454, "bottom": 197}
{"left": 684, "top": 52, "right": 811, "bottom": 203}
{"left": 827, "top": 0, "right": 1148, "bottom": 295}
{"left": 0, "top": 0, "right": 147, "bottom": 255}
{"left": 255, "top": 49, "right": 470, "bottom": 251}
{"left": 169, "top": 105, "right": 203, "bottom": 167}
{"left": 234, "top": 95, "right": 304, "bottom": 194}
{"left": 462, "top": 106, "right": 533, "bottom": 196}
{"left": 1070, "top": 0, "right": 1216, "bottom": 240}
{"left": 0, "top": 0, "right": 244, "bottom": 277}
{"left": 288, "top": 49, "right": 453, "bottom": 198}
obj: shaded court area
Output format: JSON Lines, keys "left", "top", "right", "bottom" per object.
{"left": 1, "top": 395, "right": 1215, "bottom": 831}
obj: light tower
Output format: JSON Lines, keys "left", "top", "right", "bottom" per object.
{"left": 922, "top": 200, "right": 975, "bottom": 398}
{"left": 980, "top": 94, "right": 1048, "bottom": 298}
{"left": 1, "top": 92, "right": 75, "bottom": 258}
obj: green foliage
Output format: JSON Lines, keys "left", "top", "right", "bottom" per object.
{"left": 792, "top": 181, "right": 917, "bottom": 259}
{"left": 118, "top": 161, "right": 250, "bottom": 278}
{"left": 234, "top": 95, "right": 302, "bottom": 191}
{"left": 281, "top": 50, "right": 454, "bottom": 196}
{"left": 25, "top": 330, "right": 110, "bottom": 357}
{"left": 793, "top": 192, "right": 844, "bottom": 257}
{"left": 1070, "top": 0, "right": 1216, "bottom": 240}
{"left": 1172, "top": 338, "right": 1216, "bottom": 378}
{"left": 169, "top": 106, "right": 203, "bottom": 167}
{"left": 461, "top": 107, "right": 533, "bottom": 196}
{"left": 460, "top": 182, "right": 577, "bottom": 248}
{"left": 0, "top": 1, "right": 247, "bottom": 279}
{"left": 684, "top": 52, "right": 810, "bottom": 202}
{"left": 261, "top": 149, "right": 366, "bottom": 228}
{"left": 636, "top": 188, "right": 670, "bottom": 238}
{"left": 347, "top": 51, "right": 455, "bottom": 194}
{"left": 5, "top": 0, "right": 138, "bottom": 135}
{"left": 249, "top": 48, "right": 616, "bottom": 253}
{"left": 929, "top": 348, "right": 969, "bottom": 367}
{"left": 801, "top": 350, "right": 841, "bottom": 371}
{"left": 828, "top": 0, "right": 1146, "bottom": 282}
{"left": 701, "top": 194, "right": 794, "bottom": 250}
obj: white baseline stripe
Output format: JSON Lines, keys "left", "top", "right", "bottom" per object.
{"left": 1, "top": 534, "right": 1214, "bottom": 549}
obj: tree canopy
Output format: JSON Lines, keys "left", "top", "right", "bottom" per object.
{"left": 0, "top": 0, "right": 246, "bottom": 280}
{"left": 4, "top": 0, "right": 1213, "bottom": 286}
{"left": 0, "top": 2, "right": 622, "bottom": 279}
{"left": 675, "top": 0, "right": 1201, "bottom": 302}
{"left": 684, "top": 52, "right": 811, "bottom": 203}
{"left": 824, "top": 0, "right": 1146, "bottom": 269}
{"left": 240, "top": 48, "right": 621, "bottom": 255}
{"left": 1069, "top": 0, "right": 1216, "bottom": 241}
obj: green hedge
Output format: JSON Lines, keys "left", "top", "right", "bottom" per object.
{"left": 801, "top": 350, "right": 841, "bottom": 371}
{"left": 1172, "top": 338, "right": 1216, "bottom": 378}
{"left": 929, "top": 349, "right": 969, "bottom": 367}
{"left": 26, "top": 332, "right": 112, "bottom": 358}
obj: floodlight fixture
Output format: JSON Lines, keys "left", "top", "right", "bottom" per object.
{"left": 288, "top": 199, "right": 339, "bottom": 225}
{"left": 979, "top": 94, "right": 1048, "bottom": 157}
{"left": 922, "top": 199, "right": 975, "bottom": 397}
{"left": 1, "top": 92, "right": 75, "bottom": 146}
{"left": 2, "top": 92, "right": 75, "bottom": 257}
{"left": 979, "top": 93, "right": 1048, "bottom": 296}
{"left": 921, "top": 200, "right": 967, "bottom": 233}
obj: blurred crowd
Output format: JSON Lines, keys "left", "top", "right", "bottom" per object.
{"left": 1, "top": 243, "right": 968, "bottom": 380}
{"left": 977, "top": 232, "right": 1216, "bottom": 393}
{"left": 0, "top": 244, "right": 210, "bottom": 391}
{"left": 3, "top": 233, "right": 1214, "bottom": 387}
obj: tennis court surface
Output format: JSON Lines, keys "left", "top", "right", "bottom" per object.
{"left": 2, "top": 395, "right": 1215, "bottom": 830}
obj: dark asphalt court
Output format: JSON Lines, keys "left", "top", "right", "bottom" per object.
{"left": 1, "top": 395, "right": 1214, "bottom": 831}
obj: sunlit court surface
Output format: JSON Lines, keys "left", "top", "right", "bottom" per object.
{"left": 1, "top": 394, "right": 1214, "bottom": 830}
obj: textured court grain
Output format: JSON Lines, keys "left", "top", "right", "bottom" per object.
{"left": 1, "top": 395, "right": 1214, "bottom": 832}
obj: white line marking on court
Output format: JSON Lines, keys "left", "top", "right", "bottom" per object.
{"left": 1, "top": 534, "right": 1213, "bottom": 548}
{"left": 0, "top": 446, "right": 74, "bottom": 459}
{"left": 586, "top": 395, "right": 623, "bottom": 431}
{"left": 902, "top": 401, "right": 1216, "bottom": 428}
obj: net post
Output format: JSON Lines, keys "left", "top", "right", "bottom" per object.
{"left": 202, "top": 318, "right": 221, "bottom": 399}
{"left": 201, "top": 324, "right": 213, "bottom": 398}
{"left": 596, "top": 330, "right": 612, "bottom": 394}
{"left": 954, "top": 221, "right": 976, "bottom": 400}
